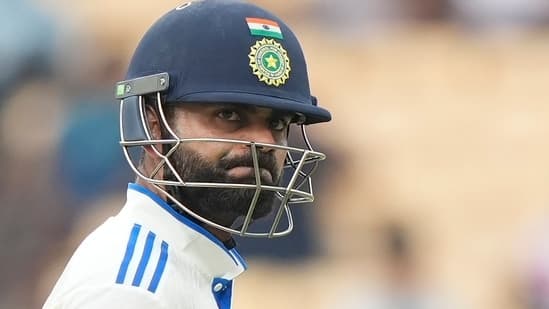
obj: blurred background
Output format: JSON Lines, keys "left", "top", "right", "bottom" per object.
{"left": 1, "top": 0, "right": 549, "bottom": 308}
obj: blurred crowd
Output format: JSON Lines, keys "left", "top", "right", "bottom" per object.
{"left": 1, "top": 0, "right": 549, "bottom": 308}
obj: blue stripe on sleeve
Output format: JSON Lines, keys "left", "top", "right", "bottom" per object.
{"left": 148, "top": 240, "right": 169, "bottom": 293}
{"left": 132, "top": 231, "right": 156, "bottom": 287}
{"left": 116, "top": 224, "right": 142, "bottom": 284}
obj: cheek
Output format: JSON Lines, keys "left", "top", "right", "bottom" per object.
{"left": 182, "top": 141, "right": 231, "bottom": 162}
{"left": 274, "top": 150, "right": 287, "bottom": 169}
{"left": 171, "top": 118, "right": 232, "bottom": 162}
{"left": 276, "top": 132, "right": 289, "bottom": 147}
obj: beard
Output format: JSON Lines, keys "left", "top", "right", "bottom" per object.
{"left": 163, "top": 145, "right": 283, "bottom": 228}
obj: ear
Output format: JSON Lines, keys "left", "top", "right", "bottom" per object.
{"left": 143, "top": 104, "right": 164, "bottom": 158}
{"left": 144, "top": 104, "right": 162, "bottom": 140}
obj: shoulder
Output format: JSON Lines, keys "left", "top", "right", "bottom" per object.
{"left": 43, "top": 283, "right": 169, "bottom": 309}
{"left": 45, "top": 205, "right": 227, "bottom": 309}
{"left": 45, "top": 219, "right": 179, "bottom": 306}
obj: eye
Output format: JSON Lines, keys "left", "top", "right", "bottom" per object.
{"left": 217, "top": 110, "right": 241, "bottom": 121}
{"left": 270, "top": 116, "right": 291, "bottom": 131}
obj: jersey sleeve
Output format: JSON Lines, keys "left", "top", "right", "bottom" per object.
{"left": 44, "top": 284, "right": 169, "bottom": 309}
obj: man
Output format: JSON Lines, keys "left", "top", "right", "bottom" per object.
{"left": 44, "top": 1, "right": 332, "bottom": 308}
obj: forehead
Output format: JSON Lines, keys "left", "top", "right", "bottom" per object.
{"left": 173, "top": 102, "right": 292, "bottom": 117}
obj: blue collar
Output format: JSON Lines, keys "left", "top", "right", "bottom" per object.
{"left": 127, "top": 183, "right": 247, "bottom": 269}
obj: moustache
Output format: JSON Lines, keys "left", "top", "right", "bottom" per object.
{"left": 218, "top": 152, "right": 279, "bottom": 180}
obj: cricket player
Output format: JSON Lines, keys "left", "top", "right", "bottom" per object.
{"left": 44, "top": 1, "right": 332, "bottom": 308}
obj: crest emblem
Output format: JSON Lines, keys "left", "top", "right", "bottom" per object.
{"left": 248, "top": 38, "right": 291, "bottom": 87}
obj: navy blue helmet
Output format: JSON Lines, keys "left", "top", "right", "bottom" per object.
{"left": 115, "top": 0, "right": 332, "bottom": 237}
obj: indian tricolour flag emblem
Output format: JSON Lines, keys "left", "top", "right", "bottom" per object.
{"left": 246, "top": 17, "right": 283, "bottom": 40}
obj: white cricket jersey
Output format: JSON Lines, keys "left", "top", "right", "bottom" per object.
{"left": 44, "top": 183, "right": 247, "bottom": 309}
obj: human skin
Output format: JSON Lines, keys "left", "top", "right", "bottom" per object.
{"left": 137, "top": 102, "right": 292, "bottom": 241}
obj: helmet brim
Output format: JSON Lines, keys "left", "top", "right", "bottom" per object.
{"left": 174, "top": 91, "right": 331, "bottom": 125}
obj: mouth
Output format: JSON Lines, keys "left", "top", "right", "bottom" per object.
{"left": 226, "top": 166, "right": 273, "bottom": 184}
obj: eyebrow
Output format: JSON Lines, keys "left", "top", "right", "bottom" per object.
{"left": 200, "top": 103, "right": 296, "bottom": 122}
{"left": 213, "top": 103, "right": 257, "bottom": 112}
{"left": 215, "top": 103, "right": 292, "bottom": 116}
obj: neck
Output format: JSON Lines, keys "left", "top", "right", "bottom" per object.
{"left": 136, "top": 177, "right": 166, "bottom": 199}
{"left": 135, "top": 177, "right": 234, "bottom": 244}
{"left": 206, "top": 226, "right": 233, "bottom": 243}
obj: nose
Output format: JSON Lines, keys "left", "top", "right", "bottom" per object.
{"left": 241, "top": 123, "right": 278, "bottom": 152}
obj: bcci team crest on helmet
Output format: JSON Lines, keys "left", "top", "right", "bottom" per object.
{"left": 249, "top": 38, "right": 291, "bottom": 87}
